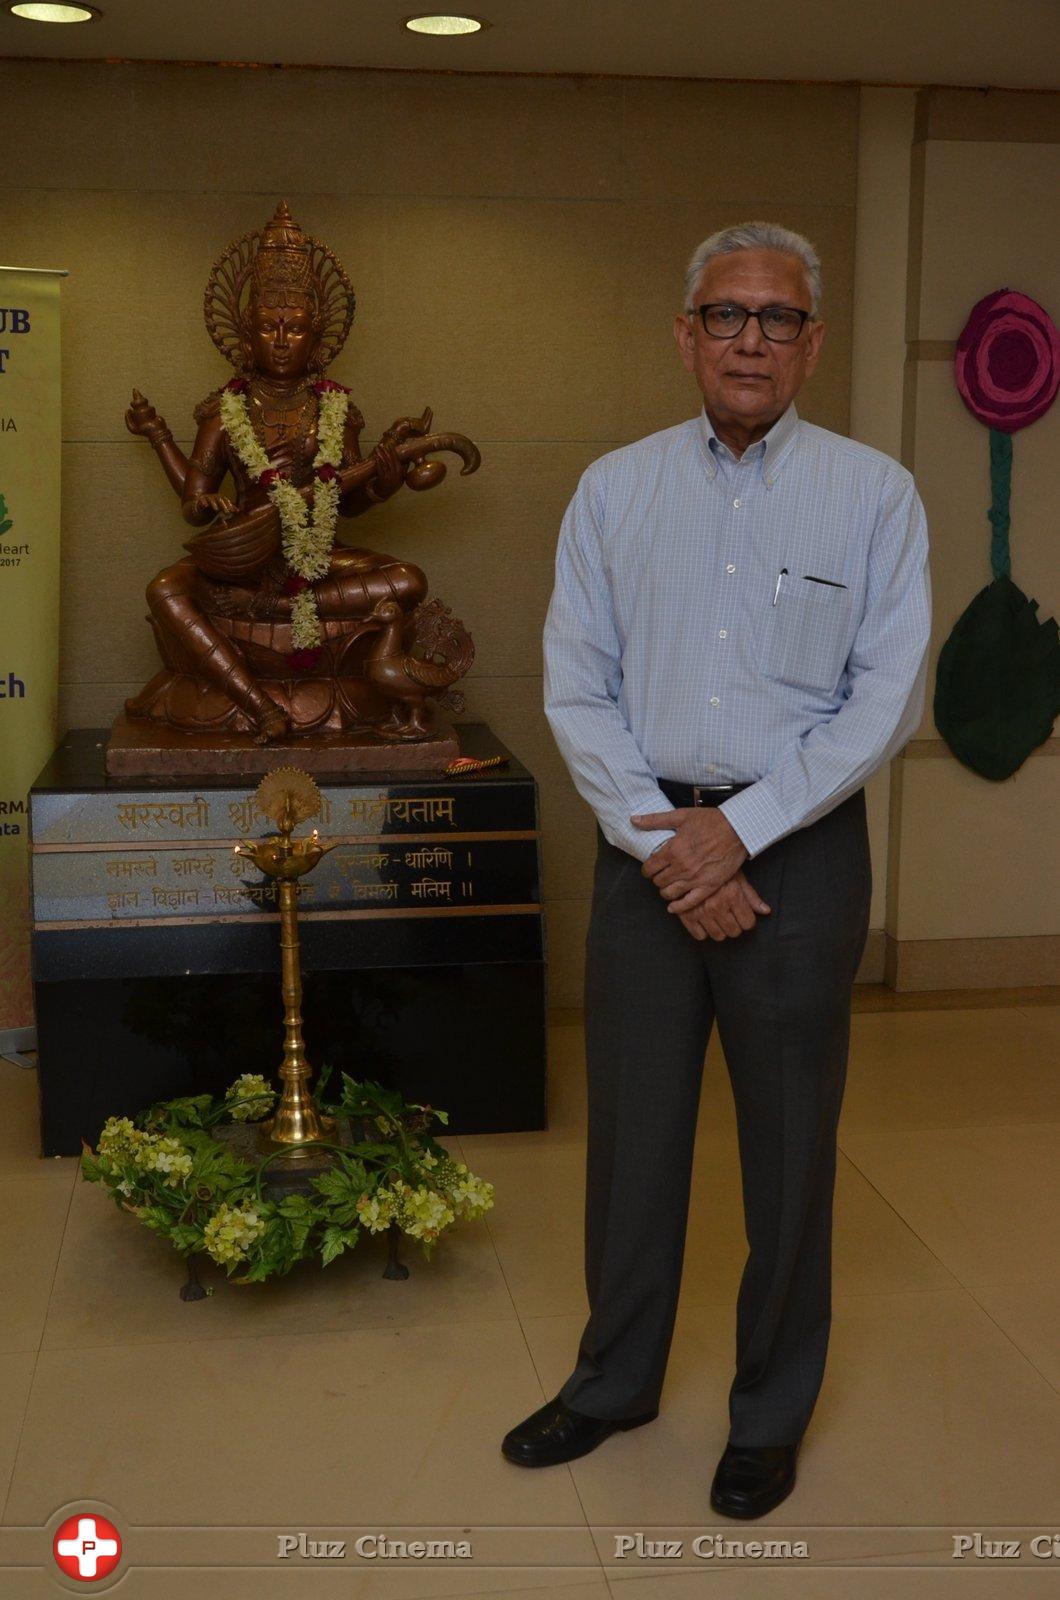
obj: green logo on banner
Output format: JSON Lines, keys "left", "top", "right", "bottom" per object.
{"left": 0, "top": 495, "right": 11, "bottom": 537}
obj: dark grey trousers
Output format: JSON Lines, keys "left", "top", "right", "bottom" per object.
{"left": 559, "top": 787, "right": 872, "bottom": 1447}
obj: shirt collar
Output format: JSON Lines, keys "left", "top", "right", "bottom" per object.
{"left": 697, "top": 401, "right": 800, "bottom": 488}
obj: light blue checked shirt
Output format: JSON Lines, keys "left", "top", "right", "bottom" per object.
{"left": 543, "top": 401, "right": 932, "bottom": 862}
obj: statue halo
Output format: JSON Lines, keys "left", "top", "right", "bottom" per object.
{"left": 203, "top": 201, "right": 357, "bottom": 373}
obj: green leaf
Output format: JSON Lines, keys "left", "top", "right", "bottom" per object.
{"left": 935, "top": 574, "right": 1060, "bottom": 780}
{"left": 311, "top": 1168, "right": 351, "bottom": 1202}
{"left": 320, "top": 1226, "right": 345, "bottom": 1265}
{"left": 277, "top": 1193, "right": 323, "bottom": 1220}
{"left": 311, "top": 1162, "right": 368, "bottom": 1205}
{"left": 346, "top": 1140, "right": 399, "bottom": 1162}
{"left": 137, "top": 1206, "right": 172, "bottom": 1235}
{"left": 321, "top": 1224, "right": 361, "bottom": 1266}
{"left": 159, "top": 1095, "right": 215, "bottom": 1129}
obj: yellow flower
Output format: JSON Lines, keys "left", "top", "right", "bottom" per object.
{"left": 356, "top": 1185, "right": 398, "bottom": 1234}
{"left": 97, "top": 1118, "right": 194, "bottom": 1187}
{"left": 225, "top": 1073, "right": 276, "bottom": 1122}
{"left": 140, "top": 1138, "right": 193, "bottom": 1185}
{"left": 98, "top": 1116, "right": 142, "bottom": 1158}
{"left": 436, "top": 1156, "right": 494, "bottom": 1219}
{"left": 203, "top": 1202, "right": 267, "bottom": 1266}
{"left": 396, "top": 1184, "right": 455, "bottom": 1242}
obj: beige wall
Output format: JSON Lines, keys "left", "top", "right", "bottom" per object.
{"left": 3, "top": 61, "right": 859, "bottom": 1006}
{"left": 890, "top": 87, "right": 1060, "bottom": 989}
{"left": 848, "top": 87, "right": 916, "bottom": 956}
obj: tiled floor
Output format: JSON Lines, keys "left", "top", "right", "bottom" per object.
{"left": 0, "top": 998, "right": 1057, "bottom": 1597}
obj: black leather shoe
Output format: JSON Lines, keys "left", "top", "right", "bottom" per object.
{"left": 709, "top": 1442, "right": 799, "bottom": 1519}
{"left": 501, "top": 1394, "right": 658, "bottom": 1467}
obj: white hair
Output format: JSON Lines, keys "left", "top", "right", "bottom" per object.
{"left": 683, "top": 221, "right": 822, "bottom": 317}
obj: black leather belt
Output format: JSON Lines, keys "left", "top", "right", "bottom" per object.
{"left": 658, "top": 778, "right": 754, "bottom": 808}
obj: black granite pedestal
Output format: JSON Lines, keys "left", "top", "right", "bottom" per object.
{"left": 30, "top": 725, "right": 547, "bottom": 1156}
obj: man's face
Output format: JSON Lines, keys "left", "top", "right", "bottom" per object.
{"left": 673, "top": 248, "right": 824, "bottom": 433}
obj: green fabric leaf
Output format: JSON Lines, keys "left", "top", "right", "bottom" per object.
{"left": 320, "top": 1224, "right": 361, "bottom": 1266}
{"left": 149, "top": 1095, "right": 214, "bottom": 1129}
{"left": 934, "top": 575, "right": 1059, "bottom": 779}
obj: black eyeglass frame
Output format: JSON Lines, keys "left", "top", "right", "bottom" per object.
{"left": 689, "top": 302, "right": 814, "bottom": 342}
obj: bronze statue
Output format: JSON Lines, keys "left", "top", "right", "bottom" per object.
{"left": 121, "top": 202, "right": 479, "bottom": 751}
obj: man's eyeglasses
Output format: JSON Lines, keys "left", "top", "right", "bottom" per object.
{"left": 689, "top": 303, "right": 812, "bottom": 342}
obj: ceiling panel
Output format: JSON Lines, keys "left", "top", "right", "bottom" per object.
{"left": 0, "top": 0, "right": 1056, "bottom": 92}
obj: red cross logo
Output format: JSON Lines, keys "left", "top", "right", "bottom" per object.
{"left": 53, "top": 1514, "right": 122, "bottom": 1581}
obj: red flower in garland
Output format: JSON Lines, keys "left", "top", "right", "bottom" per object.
{"left": 225, "top": 376, "right": 249, "bottom": 394}
{"left": 312, "top": 378, "right": 350, "bottom": 395}
{"left": 282, "top": 572, "right": 310, "bottom": 596}
{"left": 259, "top": 467, "right": 286, "bottom": 488}
{"left": 315, "top": 463, "right": 338, "bottom": 483}
{"left": 288, "top": 647, "right": 324, "bottom": 672}
{"left": 955, "top": 289, "right": 1060, "bottom": 433}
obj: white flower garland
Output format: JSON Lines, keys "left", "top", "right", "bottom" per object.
{"left": 219, "top": 380, "right": 349, "bottom": 652}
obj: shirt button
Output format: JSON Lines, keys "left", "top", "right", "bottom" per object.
{"left": 707, "top": 763, "right": 716, "bottom": 772}
{"left": 732, "top": 498, "right": 741, "bottom": 508}
{"left": 710, "top": 696, "right": 720, "bottom": 706}
{"left": 719, "top": 629, "right": 727, "bottom": 638}
{"left": 726, "top": 564, "right": 736, "bottom": 573}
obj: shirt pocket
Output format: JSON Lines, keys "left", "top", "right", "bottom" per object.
{"left": 760, "top": 574, "right": 856, "bottom": 697}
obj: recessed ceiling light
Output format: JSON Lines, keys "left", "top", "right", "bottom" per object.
{"left": 7, "top": 1, "right": 100, "bottom": 21}
{"left": 403, "top": 14, "right": 486, "bottom": 36}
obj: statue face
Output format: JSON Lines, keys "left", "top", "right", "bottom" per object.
{"left": 248, "top": 297, "right": 318, "bottom": 380}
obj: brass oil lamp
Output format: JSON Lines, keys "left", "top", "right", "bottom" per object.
{"left": 234, "top": 767, "right": 337, "bottom": 1158}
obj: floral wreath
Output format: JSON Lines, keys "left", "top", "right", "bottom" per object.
{"left": 219, "top": 377, "right": 349, "bottom": 657}
{"left": 81, "top": 1070, "right": 494, "bottom": 1286}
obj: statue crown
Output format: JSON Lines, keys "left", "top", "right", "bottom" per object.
{"left": 250, "top": 201, "right": 315, "bottom": 308}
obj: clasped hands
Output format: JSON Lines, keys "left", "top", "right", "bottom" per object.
{"left": 632, "top": 807, "right": 771, "bottom": 943}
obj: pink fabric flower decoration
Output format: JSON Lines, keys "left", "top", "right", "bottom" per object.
{"left": 289, "top": 647, "right": 323, "bottom": 672}
{"left": 955, "top": 289, "right": 1060, "bottom": 433}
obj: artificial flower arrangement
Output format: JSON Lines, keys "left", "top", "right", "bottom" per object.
{"left": 80, "top": 1068, "right": 493, "bottom": 1287}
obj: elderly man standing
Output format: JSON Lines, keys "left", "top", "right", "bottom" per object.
{"left": 501, "top": 221, "right": 931, "bottom": 1517}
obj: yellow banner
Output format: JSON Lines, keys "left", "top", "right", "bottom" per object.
{"left": 0, "top": 268, "right": 63, "bottom": 1032}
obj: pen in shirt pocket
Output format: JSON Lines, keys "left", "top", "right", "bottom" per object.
{"left": 772, "top": 567, "right": 788, "bottom": 605}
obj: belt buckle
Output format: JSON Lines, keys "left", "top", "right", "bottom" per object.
{"left": 692, "top": 782, "right": 734, "bottom": 805}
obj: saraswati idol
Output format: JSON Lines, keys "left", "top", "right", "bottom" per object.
{"left": 110, "top": 201, "right": 480, "bottom": 773}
